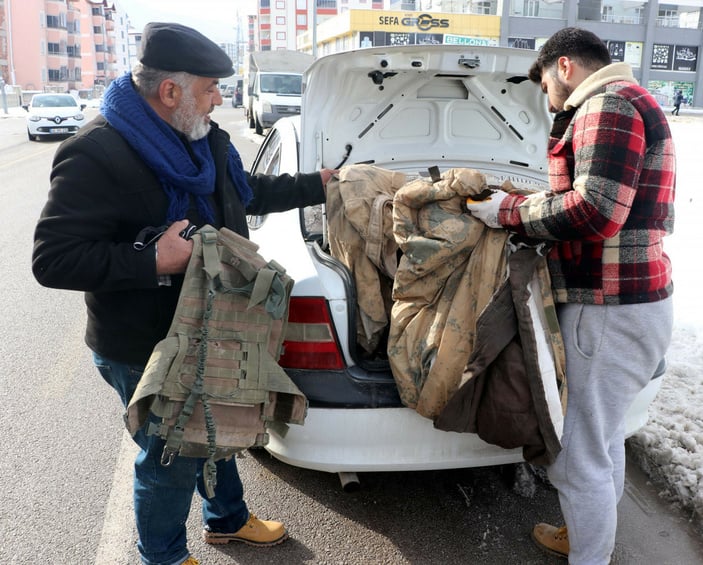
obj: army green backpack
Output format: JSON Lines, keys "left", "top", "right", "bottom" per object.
{"left": 126, "top": 225, "right": 306, "bottom": 496}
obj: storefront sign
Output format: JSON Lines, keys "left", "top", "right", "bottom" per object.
{"left": 508, "top": 37, "right": 536, "bottom": 49}
{"left": 652, "top": 43, "right": 674, "bottom": 70}
{"left": 378, "top": 13, "right": 450, "bottom": 31}
{"left": 444, "top": 34, "right": 497, "bottom": 47}
{"left": 607, "top": 40, "right": 642, "bottom": 68}
{"left": 651, "top": 43, "right": 698, "bottom": 72}
{"left": 673, "top": 45, "right": 698, "bottom": 72}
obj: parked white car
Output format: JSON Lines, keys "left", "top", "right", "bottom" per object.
{"left": 247, "top": 45, "right": 666, "bottom": 484}
{"left": 24, "top": 93, "right": 87, "bottom": 141}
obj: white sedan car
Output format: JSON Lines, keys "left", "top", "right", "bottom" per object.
{"left": 247, "top": 45, "right": 666, "bottom": 485}
{"left": 24, "top": 93, "right": 87, "bottom": 141}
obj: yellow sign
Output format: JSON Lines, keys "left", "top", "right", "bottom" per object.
{"left": 350, "top": 10, "right": 500, "bottom": 37}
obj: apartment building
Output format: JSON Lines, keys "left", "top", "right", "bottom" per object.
{"left": 3, "top": 0, "right": 701, "bottom": 106}
{"left": 0, "top": 0, "right": 126, "bottom": 94}
{"left": 250, "top": 0, "right": 388, "bottom": 51}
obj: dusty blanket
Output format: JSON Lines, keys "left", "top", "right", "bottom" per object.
{"left": 326, "top": 165, "right": 407, "bottom": 354}
{"left": 389, "top": 168, "right": 507, "bottom": 418}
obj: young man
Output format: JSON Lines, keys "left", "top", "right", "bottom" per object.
{"left": 32, "top": 22, "right": 335, "bottom": 565}
{"left": 465, "top": 27, "right": 675, "bottom": 564}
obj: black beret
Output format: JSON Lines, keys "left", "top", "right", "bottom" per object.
{"left": 139, "top": 22, "right": 234, "bottom": 78}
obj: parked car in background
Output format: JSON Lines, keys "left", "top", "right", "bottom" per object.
{"left": 23, "top": 93, "right": 87, "bottom": 141}
{"left": 246, "top": 45, "right": 667, "bottom": 487}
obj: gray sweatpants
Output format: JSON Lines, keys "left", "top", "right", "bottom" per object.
{"left": 547, "top": 298, "right": 673, "bottom": 565}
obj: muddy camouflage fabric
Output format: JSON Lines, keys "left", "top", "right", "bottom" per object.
{"left": 389, "top": 168, "right": 507, "bottom": 417}
{"left": 326, "top": 165, "right": 408, "bottom": 354}
{"left": 126, "top": 226, "right": 306, "bottom": 492}
{"left": 326, "top": 165, "right": 566, "bottom": 463}
{"left": 434, "top": 243, "right": 567, "bottom": 465}
{"left": 389, "top": 168, "right": 567, "bottom": 464}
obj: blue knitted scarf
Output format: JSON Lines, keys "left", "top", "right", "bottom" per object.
{"left": 101, "top": 73, "right": 253, "bottom": 224}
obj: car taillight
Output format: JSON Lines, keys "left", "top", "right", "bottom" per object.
{"left": 280, "top": 297, "right": 344, "bottom": 370}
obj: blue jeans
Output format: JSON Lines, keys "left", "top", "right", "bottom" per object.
{"left": 93, "top": 353, "right": 250, "bottom": 565}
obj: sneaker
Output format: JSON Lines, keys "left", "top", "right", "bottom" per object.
{"left": 203, "top": 513, "right": 288, "bottom": 547}
{"left": 181, "top": 557, "right": 200, "bottom": 565}
{"left": 531, "top": 522, "right": 569, "bottom": 559}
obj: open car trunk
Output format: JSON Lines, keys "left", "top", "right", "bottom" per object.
{"left": 298, "top": 45, "right": 552, "bottom": 372}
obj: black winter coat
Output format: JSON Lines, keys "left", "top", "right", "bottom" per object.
{"left": 32, "top": 116, "right": 325, "bottom": 365}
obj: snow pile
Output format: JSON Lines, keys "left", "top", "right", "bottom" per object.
{"left": 628, "top": 324, "right": 703, "bottom": 523}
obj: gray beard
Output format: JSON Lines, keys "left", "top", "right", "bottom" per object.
{"left": 172, "top": 94, "right": 211, "bottom": 141}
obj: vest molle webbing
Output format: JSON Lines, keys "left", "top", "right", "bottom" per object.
{"left": 126, "top": 225, "right": 306, "bottom": 497}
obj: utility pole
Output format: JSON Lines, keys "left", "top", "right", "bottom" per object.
{"left": 309, "top": 0, "right": 318, "bottom": 58}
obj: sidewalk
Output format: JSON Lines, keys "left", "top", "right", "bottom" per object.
{"left": 0, "top": 106, "right": 27, "bottom": 118}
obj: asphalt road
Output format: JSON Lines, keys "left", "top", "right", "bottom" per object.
{"left": 0, "top": 105, "right": 701, "bottom": 564}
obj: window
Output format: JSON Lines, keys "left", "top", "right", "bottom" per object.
{"left": 48, "top": 69, "right": 61, "bottom": 81}
{"left": 48, "top": 42, "right": 60, "bottom": 55}
{"left": 658, "top": 9, "right": 678, "bottom": 27}
{"left": 276, "top": 0, "right": 286, "bottom": 7}
{"left": 297, "top": 14, "right": 307, "bottom": 26}
{"left": 297, "top": 0, "right": 306, "bottom": 8}
{"left": 276, "top": 16, "right": 286, "bottom": 25}
{"left": 524, "top": 0, "right": 539, "bottom": 17}
{"left": 247, "top": 129, "right": 282, "bottom": 231}
{"left": 94, "top": 26, "right": 103, "bottom": 34}
{"left": 579, "top": 0, "right": 642, "bottom": 24}
{"left": 47, "top": 15, "right": 60, "bottom": 28}
{"left": 277, "top": 32, "right": 286, "bottom": 40}
{"left": 511, "top": 0, "right": 563, "bottom": 19}
{"left": 471, "top": 1, "right": 494, "bottom": 15}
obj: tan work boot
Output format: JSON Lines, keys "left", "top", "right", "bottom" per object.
{"left": 203, "top": 513, "right": 288, "bottom": 547}
{"left": 532, "top": 522, "right": 569, "bottom": 559}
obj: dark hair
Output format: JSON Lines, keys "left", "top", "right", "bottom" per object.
{"left": 528, "top": 27, "right": 611, "bottom": 83}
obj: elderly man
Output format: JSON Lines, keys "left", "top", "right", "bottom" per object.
{"left": 466, "top": 28, "right": 675, "bottom": 564}
{"left": 33, "top": 22, "right": 334, "bottom": 565}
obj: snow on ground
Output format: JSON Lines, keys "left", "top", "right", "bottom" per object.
{"left": 627, "top": 112, "right": 703, "bottom": 526}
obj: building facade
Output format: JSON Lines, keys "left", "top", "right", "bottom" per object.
{"left": 2, "top": 0, "right": 702, "bottom": 107}
{"left": 0, "top": 0, "right": 123, "bottom": 95}
{"left": 289, "top": 0, "right": 703, "bottom": 106}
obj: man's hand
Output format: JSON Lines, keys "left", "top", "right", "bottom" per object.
{"left": 320, "top": 168, "right": 339, "bottom": 191}
{"left": 155, "top": 220, "right": 194, "bottom": 275}
{"left": 465, "top": 189, "right": 509, "bottom": 229}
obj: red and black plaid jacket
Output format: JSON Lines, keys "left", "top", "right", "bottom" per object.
{"left": 501, "top": 73, "right": 675, "bottom": 305}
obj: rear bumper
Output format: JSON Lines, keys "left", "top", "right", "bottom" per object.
{"left": 265, "top": 406, "right": 525, "bottom": 473}
{"left": 267, "top": 368, "right": 666, "bottom": 473}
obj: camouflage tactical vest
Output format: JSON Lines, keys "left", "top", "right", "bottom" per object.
{"left": 125, "top": 225, "right": 306, "bottom": 496}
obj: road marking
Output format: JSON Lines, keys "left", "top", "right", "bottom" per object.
{"left": 0, "top": 144, "right": 56, "bottom": 171}
{"left": 95, "top": 431, "right": 139, "bottom": 564}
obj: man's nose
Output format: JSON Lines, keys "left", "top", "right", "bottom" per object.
{"left": 214, "top": 89, "right": 223, "bottom": 105}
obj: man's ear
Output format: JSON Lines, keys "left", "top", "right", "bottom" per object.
{"left": 557, "top": 56, "right": 574, "bottom": 81}
{"left": 158, "top": 79, "right": 181, "bottom": 110}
